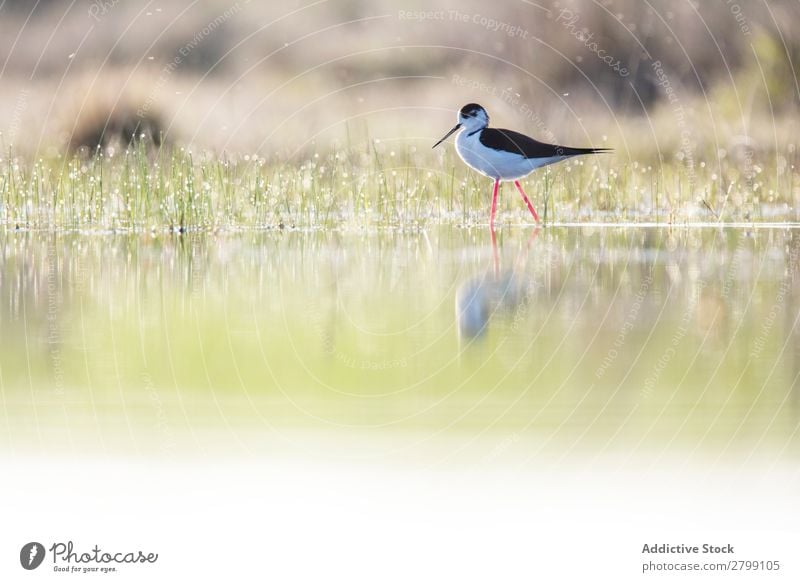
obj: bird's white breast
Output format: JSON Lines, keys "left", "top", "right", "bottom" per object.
{"left": 455, "top": 129, "right": 560, "bottom": 181}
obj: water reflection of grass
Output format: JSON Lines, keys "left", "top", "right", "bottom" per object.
{"left": 0, "top": 140, "right": 796, "bottom": 230}
{"left": 1, "top": 228, "right": 798, "bottom": 456}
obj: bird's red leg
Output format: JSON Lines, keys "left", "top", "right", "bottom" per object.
{"left": 514, "top": 180, "right": 540, "bottom": 223}
{"left": 490, "top": 226, "right": 499, "bottom": 277}
{"left": 490, "top": 179, "right": 500, "bottom": 226}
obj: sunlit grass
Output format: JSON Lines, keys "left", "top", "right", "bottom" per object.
{"left": 1, "top": 139, "right": 798, "bottom": 231}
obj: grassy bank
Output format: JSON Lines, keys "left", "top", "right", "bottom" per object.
{"left": 1, "top": 138, "right": 797, "bottom": 231}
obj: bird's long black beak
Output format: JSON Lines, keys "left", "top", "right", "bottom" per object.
{"left": 432, "top": 124, "right": 461, "bottom": 149}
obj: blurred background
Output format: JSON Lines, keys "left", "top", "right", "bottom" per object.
{"left": 0, "top": 0, "right": 798, "bottom": 159}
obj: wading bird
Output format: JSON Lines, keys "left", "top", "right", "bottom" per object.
{"left": 455, "top": 227, "right": 541, "bottom": 340}
{"left": 433, "top": 103, "right": 610, "bottom": 226}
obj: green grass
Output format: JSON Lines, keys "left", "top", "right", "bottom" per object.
{"left": 1, "top": 140, "right": 798, "bottom": 231}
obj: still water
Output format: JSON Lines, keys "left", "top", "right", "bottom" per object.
{"left": 1, "top": 226, "right": 798, "bottom": 464}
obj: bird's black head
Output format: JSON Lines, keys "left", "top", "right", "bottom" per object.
{"left": 432, "top": 103, "right": 489, "bottom": 149}
{"left": 457, "top": 103, "right": 489, "bottom": 133}
{"left": 459, "top": 103, "right": 486, "bottom": 118}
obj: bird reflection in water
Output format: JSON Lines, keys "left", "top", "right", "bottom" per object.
{"left": 455, "top": 227, "right": 541, "bottom": 340}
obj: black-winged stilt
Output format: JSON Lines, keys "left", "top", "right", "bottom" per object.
{"left": 433, "top": 103, "right": 611, "bottom": 225}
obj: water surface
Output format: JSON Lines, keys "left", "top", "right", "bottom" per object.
{"left": 1, "top": 226, "right": 798, "bottom": 465}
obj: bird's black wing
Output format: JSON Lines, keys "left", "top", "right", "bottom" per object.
{"left": 479, "top": 128, "right": 611, "bottom": 159}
